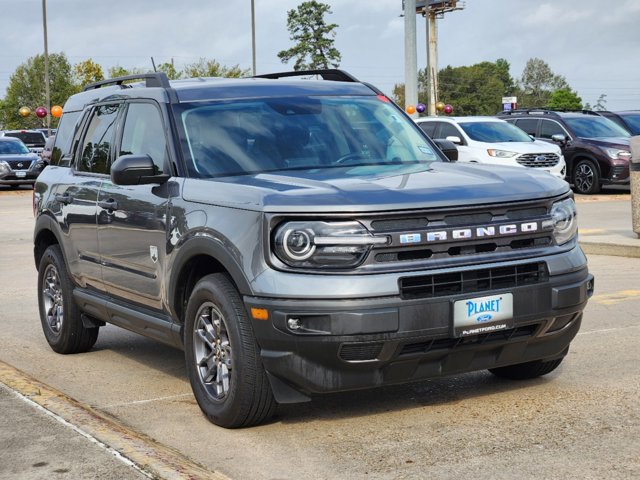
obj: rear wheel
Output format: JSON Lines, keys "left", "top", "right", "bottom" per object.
{"left": 572, "top": 159, "right": 600, "bottom": 194}
{"left": 38, "top": 245, "right": 99, "bottom": 353}
{"left": 489, "top": 358, "right": 564, "bottom": 380}
{"left": 184, "top": 273, "right": 276, "bottom": 428}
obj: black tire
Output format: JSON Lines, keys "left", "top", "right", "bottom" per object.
{"left": 572, "top": 159, "right": 601, "bottom": 194}
{"left": 488, "top": 358, "right": 564, "bottom": 380}
{"left": 37, "top": 245, "right": 99, "bottom": 354}
{"left": 184, "top": 273, "right": 276, "bottom": 428}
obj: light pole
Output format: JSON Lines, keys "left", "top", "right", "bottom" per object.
{"left": 251, "top": 0, "right": 256, "bottom": 75}
{"left": 404, "top": 0, "right": 418, "bottom": 117}
{"left": 42, "top": 0, "right": 51, "bottom": 136}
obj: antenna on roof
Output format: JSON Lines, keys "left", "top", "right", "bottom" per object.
{"left": 151, "top": 57, "right": 157, "bottom": 73}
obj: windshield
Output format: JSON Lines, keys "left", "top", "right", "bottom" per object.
{"left": 177, "top": 96, "right": 440, "bottom": 178}
{"left": 4, "top": 131, "right": 46, "bottom": 146}
{"left": 458, "top": 121, "right": 533, "bottom": 143}
{"left": 0, "top": 140, "right": 29, "bottom": 155}
{"left": 564, "top": 116, "right": 631, "bottom": 138}
{"left": 619, "top": 113, "right": 640, "bottom": 135}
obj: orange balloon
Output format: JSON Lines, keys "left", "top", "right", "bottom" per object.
{"left": 406, "top": 105, "right": 416, "bottom": 114}
{"left": 19, "top": 106, "right": 31, "bottom": 117}
{"left": 51, "top": 105, "right": 63, "bottom": 118}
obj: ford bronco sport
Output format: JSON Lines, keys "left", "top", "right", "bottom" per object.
{"left": 34, "top": 70, "right": 594, "bottom": 428}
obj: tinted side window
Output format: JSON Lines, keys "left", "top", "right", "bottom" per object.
{"left": 78, "top": 104, "right": 120, "bottom": 174}
{"left": 417, "top": 122, "right": 436, "bottom": 137}
{"left": 50, "top": 111, "right": 82, "bottom": 166}
{"left": 539, "top": 120, "right": 567, "bottom": 139}
{"left": 513, "top": 118, "right": 539, "bottom": 136}
{"left": 119, "top": 102, "right": 168, "bottom": 174}
{"left": 439, "top": 122, "right": 461, "bottom": 139}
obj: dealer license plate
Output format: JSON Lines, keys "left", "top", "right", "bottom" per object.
{"left": 453, "top": 293, "right": 513, "bottom": 337}
{"left": 15, "top": 171, "right": 26, "bottom": 178}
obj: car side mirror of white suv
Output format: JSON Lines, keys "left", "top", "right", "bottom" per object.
{"left": 445, "top": 135, "right": 462, "bottom": 145}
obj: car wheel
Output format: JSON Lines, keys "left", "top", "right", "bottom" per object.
{"left": 38, "top": 245, "right": 99, "bottom": 354}
{"left": 184, "top": 273, "right": 276, "bottom": 428}
{"left": 488, "top": 358, "right": 563, "bottom": 380}
{"left": 572, "top": 159, "right": 601, "bottom": 194}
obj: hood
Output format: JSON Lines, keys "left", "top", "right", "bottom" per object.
{"left": 487, "top": 140, "right": 561, "bottom": 155}
{"left": 579, "top": 137, "right": 630, "bottom": 150}
{"left": 0, "top": 153, "right": 39, "bottom": 162}
{"left": 182, "top": 162, "right": 569, "bottom": 213}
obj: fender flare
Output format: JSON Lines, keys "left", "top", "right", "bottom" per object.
{"left": 33, "top": 213, "right": 65, "bottom": 269}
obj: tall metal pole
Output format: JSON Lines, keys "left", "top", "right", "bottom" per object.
{"left": 426, "top": 11, "right": 438, "bottom": 116}
{"left": 251, "top": 0, "right": 257, "bottom": 76}
{"left": 42, "top": 0, "right": 51, "bottom": 136}
{"left": 404, "top": 0, "right": 418, "bottom": 117}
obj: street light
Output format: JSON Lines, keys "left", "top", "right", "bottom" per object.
{"left": 251, "top": 0, "right": 256, "bottom": 75}
{"left": 42, "top": 0, "right": 51, "bottom": 136}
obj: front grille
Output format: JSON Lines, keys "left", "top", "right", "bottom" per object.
{"left": 6, "top": 159, "right": 33, "bottom": 170}
{"left": 516, "top": 153, "right": 559, "bottom": 168}
{"left": 399, "top": 262, "right": 548, "bottom": 300}
{"left": 399, "top": 323, "right": 540, "bottom": 356}
{"left": 339, "top": 342, "right": 384, "bottom": 362}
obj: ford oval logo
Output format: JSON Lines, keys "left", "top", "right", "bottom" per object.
{"left": 476, "top": 314, "right": 493, "bottom": 323}
{"left": 535, "top": 155, "right": 546, "bottom": 162}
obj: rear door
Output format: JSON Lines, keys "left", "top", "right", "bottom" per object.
{"left": 97, "top": 101, "right": 174, "bottom": 311}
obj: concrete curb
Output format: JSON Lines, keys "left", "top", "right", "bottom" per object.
{"left": 580, "top": 240, "right": 640, "bottom": 258}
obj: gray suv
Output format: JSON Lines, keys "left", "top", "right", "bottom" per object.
{"left": 34, "top": 71, "right": 594, "bottom": 428}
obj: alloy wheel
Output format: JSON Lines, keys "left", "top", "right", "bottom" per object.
{"left": 41, "top": 264, "right": 64, "bottom": 334}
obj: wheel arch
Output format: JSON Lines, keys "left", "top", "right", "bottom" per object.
{"left": 33, "top": 213, "right": 64, "bottom": 271}
{"left": 168, "top": 236, "right": 253, "bottom": 326}
{"left": 569, "top": 154, "right": 603, "bottom": 179}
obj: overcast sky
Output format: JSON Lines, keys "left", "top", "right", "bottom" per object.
{"left": 1, "top": 0, "right": 639, "bottom": 110}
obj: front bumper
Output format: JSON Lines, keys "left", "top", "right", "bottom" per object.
{"left": 0, "top": 170, "right": 42, "bottom": 185}
{"left": 246, "top": 264, "right": 593, "bottom": 401}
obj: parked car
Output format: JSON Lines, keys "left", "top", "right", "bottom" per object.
{"left": 415, "top": 116, "right": 566, "bottom": 180}
{"left": 1, "top": 129, "right": 47, "bottom": 157}
{"left": 0, "top": 136, "right": 46, "bottom": 188}
{"left": 598, "top": 111, "right": 640, "bottom": 135}
{"left": 40, "top": 135, "right": 56, "bottom": 165}
{"left": 498, "top": 109, "right": 631, "bottom": 194}
{"left": 34, "top": 70, "right": 593, "bottom": 428}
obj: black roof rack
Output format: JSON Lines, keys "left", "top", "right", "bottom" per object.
{"left": 500, "top": 108, "right": 602, "bottom": 117}
{"left": 254, "top": 69, "right": 360, "bottom": 83}
{"left": 83, "top": 72, "right": 171, "bottom": 92}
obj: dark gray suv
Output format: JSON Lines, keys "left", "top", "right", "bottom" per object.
{"left": 34, "top": 71, "right": 594, "bottom": 427}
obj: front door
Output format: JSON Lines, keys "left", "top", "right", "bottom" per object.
{"left": 97, "top": 101, "right": 174, "bottom": 311}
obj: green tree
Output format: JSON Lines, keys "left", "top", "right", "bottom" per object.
{"left": 182, "top": 58, "right": 248, "bottom": 78}
{"left": 593, "top": 93, "right": 607, "bottom": 111}
{"left": 74, "top": 58, "right": 105, "bottom": 89}
{"left": 518, "top": 57, "right": 569, "bottom": 108}
{"left": 0, "top": 53, "right": 76, "bottom": 129}
{"left": 278, "top": 1, "right": 341, "bottom": 71}
{"left": 547, "top": 88, "right": 582, "bottom": 110}
{"left": 157, "top": 59, "right": 182, "bottom": 80}
{"left": 106, "top": 65, "right": 147, "bottom": 78}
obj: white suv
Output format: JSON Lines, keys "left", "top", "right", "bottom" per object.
{"left": 416, "top": 116, "right": 566, "bottom": 180}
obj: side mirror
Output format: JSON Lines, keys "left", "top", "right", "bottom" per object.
{"left": 445, "top": 135, "right": 463, "bottom": 146}
{"left": 551, "top": 134, "right": 567, "bottom": 145}
{"left": 433, "top": 139, "right": 458, "bottom": 162}
{"left": 111, "top": 154, "right": 169, "bottom": 185}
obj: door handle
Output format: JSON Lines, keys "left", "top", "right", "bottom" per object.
{"left": 54, "top": 193, "right": 73, "bottom": 205}
{"left": 98, "top": 198, "right": 119, "bottom": 211}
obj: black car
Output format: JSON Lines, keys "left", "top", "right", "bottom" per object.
{"left": 0, "top": 137, "right": 46, "bottom": 188}
{"left": 598, "top": 111, "right": 640, "bottom": 135}
{"left": 34, "top": 71, "right": 593, "bottom": 428}
{"left": 498, "top": 109, "right": 631, "bottom": 194}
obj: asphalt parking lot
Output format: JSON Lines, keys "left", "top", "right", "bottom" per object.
{"left": 1, "top": 187, "right": 639, "bottom": 480}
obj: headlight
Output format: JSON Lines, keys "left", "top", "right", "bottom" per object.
{"left": 273, "top": 221, "right": 387, "bottom": 268}
{"left": 545, "top": 198, "right": 578, "bottom": 245}
{"left": 602, "top": 147, "right": 631, "bottom": 161}
{"left": 0, "top": 161, "right": 9, "bottom": 174}
{"left": 487, "top": 149, "right": 517, "bottom": 158}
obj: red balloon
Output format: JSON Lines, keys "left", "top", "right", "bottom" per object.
{"left": 443, "top": 104, "right": 453, "bottom": 114}
{"left": 35, "top": 107, "right": 47, "bottom": 118}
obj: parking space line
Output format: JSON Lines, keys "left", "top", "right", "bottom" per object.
{"left": 0, "top": 361, "right": 231, "bottom": 480}
{"left": 578, "top": 325, "right": 640, "bottom": 336}
{"left": 100, "top": 393, "right": 193, "bottom": 410}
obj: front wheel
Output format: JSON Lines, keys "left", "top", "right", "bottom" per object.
{"left": 184, "top": 273, "right": 276, "bottom": 428}
{"left": 38, "top": 245, "right": 99, "bottom": 353}
{"left": 572, "top": 159, "right": 601, "bottom": 194}
{"left": 488, "top": 357, "right": 564, "bottom": 380}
